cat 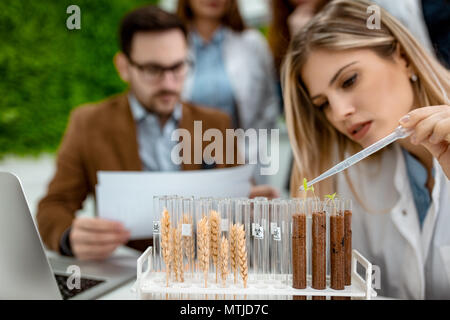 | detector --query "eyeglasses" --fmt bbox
[128,57,192,83]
